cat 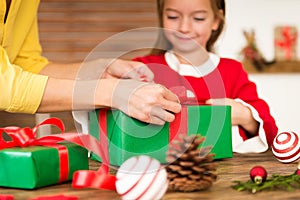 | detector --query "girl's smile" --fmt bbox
[162,0,220,54]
